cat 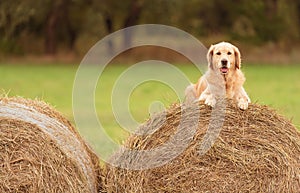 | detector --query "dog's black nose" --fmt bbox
[221,59,228,66]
